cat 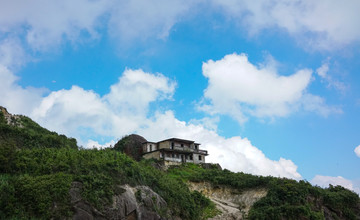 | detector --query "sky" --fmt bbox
[0,0,360,194]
